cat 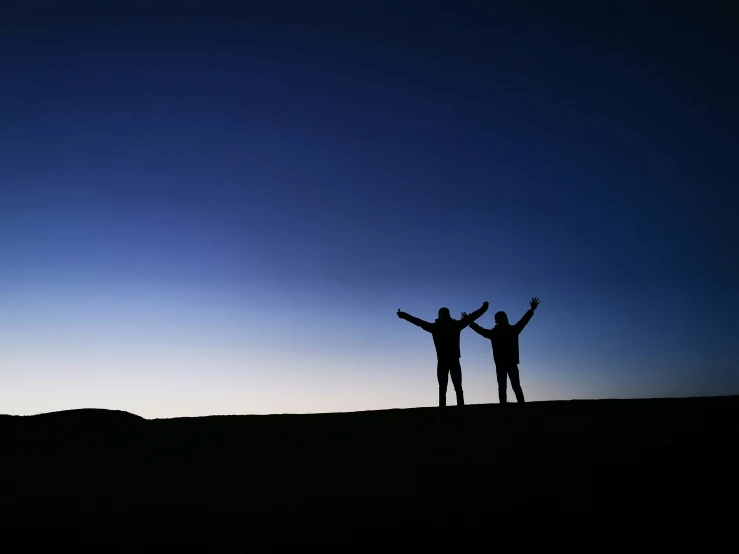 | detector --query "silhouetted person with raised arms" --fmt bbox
[462,297,540,405]
[397,301,489,423]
